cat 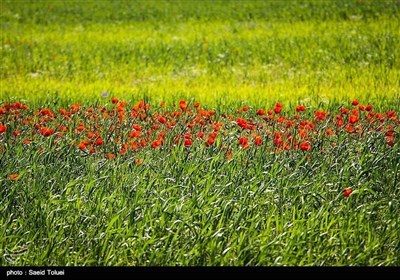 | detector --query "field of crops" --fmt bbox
[1,0,399,266]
